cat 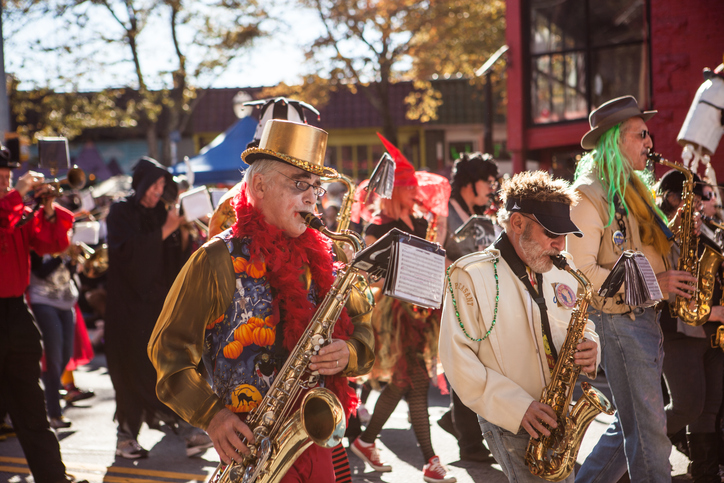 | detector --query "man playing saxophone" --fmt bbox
[439,171,600,483]
[568,96,697,483]
[657,170,724,482]
[148,119,374,482]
